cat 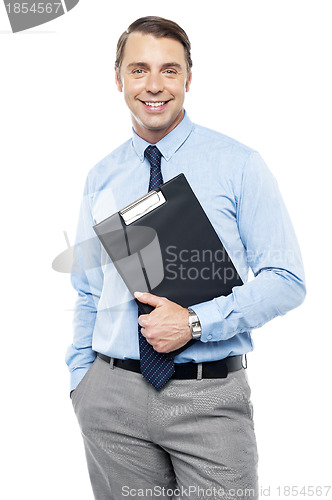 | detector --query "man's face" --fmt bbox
[115,32,192,143]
